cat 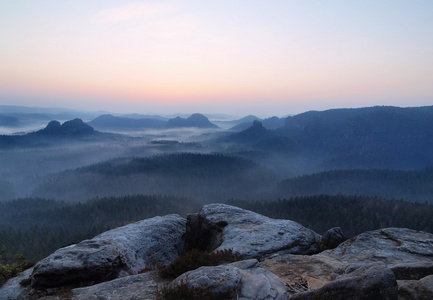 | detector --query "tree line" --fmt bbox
[227,194,433,237]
